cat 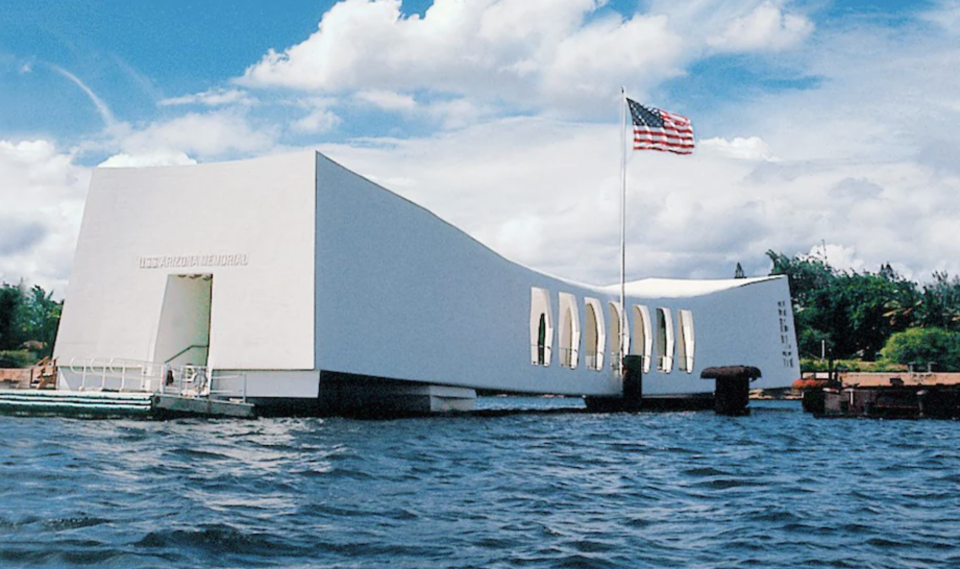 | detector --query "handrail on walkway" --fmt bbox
[66,357,245,401]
